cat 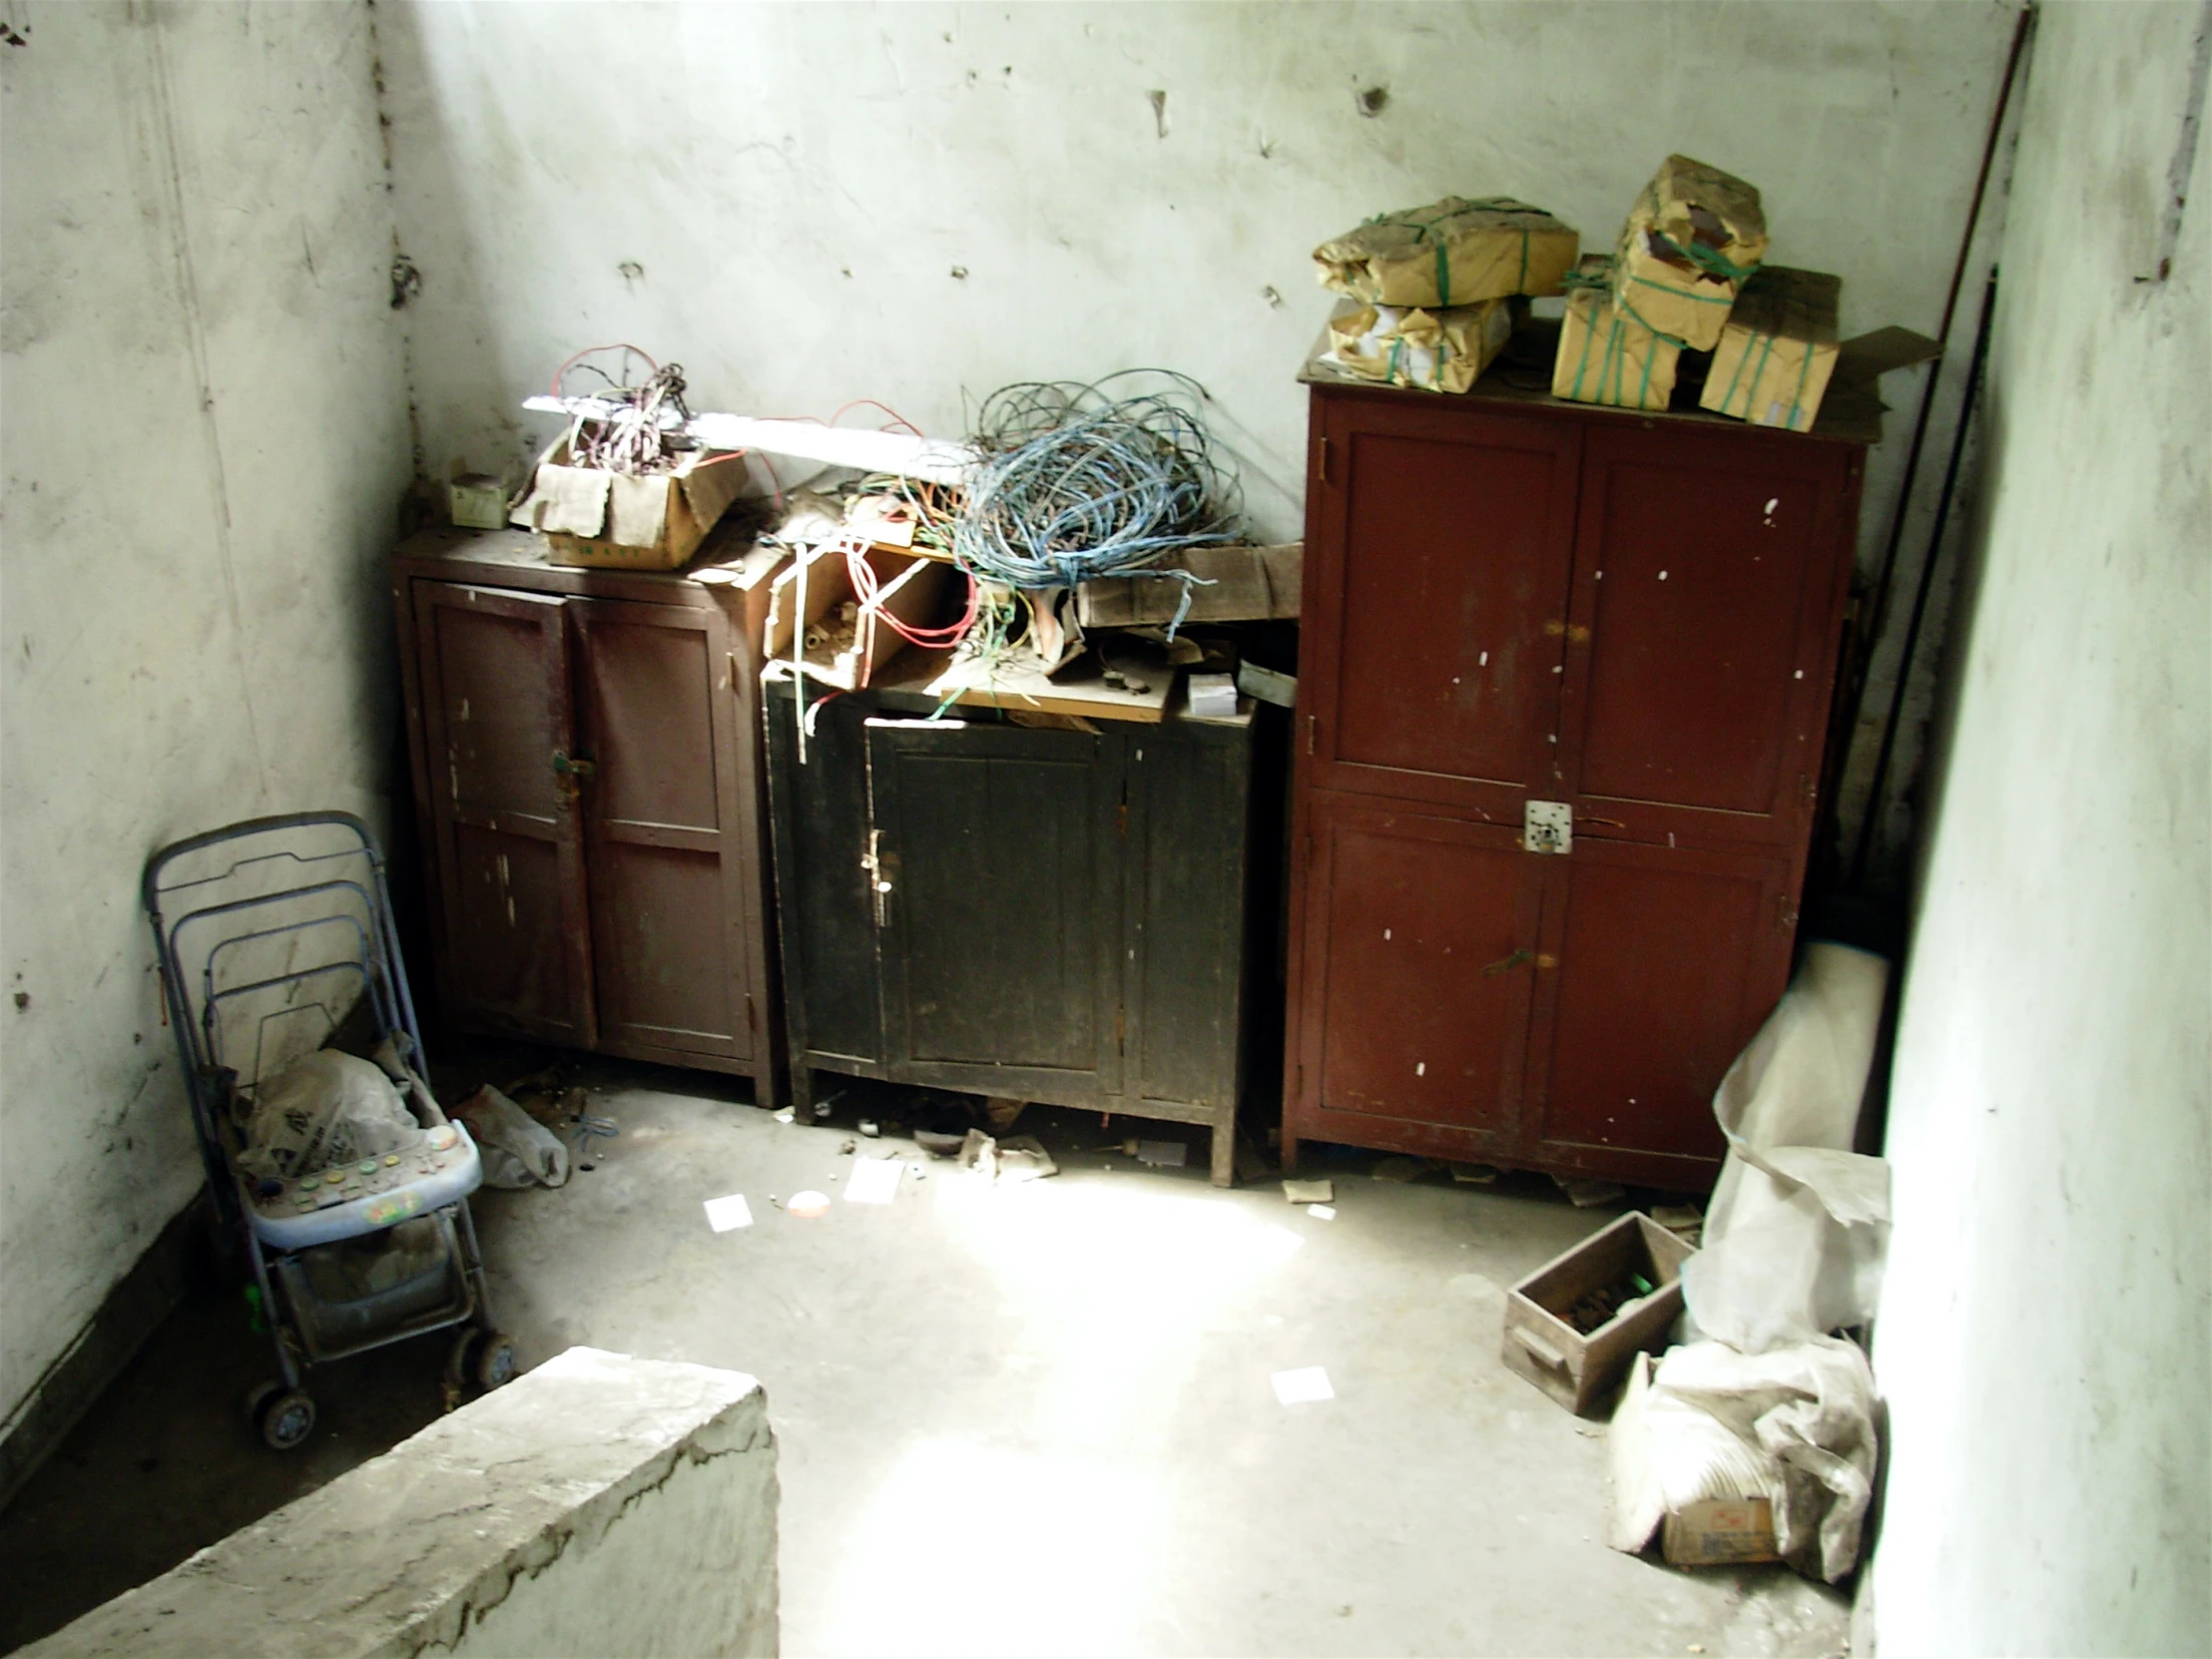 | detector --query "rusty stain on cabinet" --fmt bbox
[394,526,783,1105]
[1284,379,1862,1190]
